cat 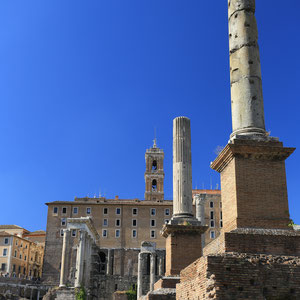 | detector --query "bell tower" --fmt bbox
[144,138,164,201]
